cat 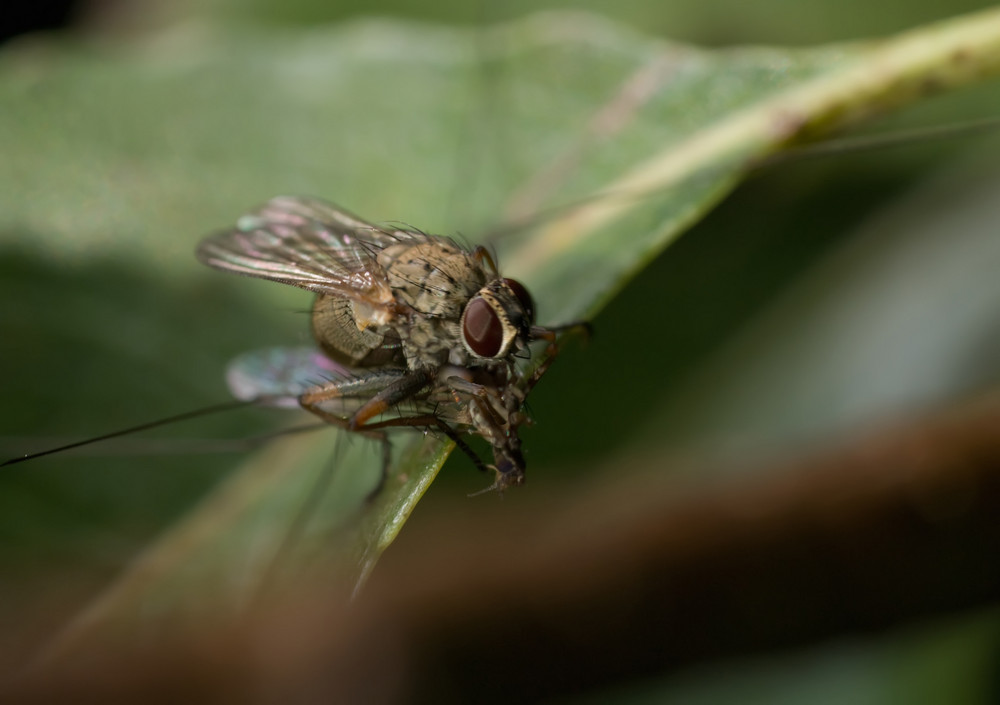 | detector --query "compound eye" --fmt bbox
[503,278,535,324]
[462,297,505,358]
